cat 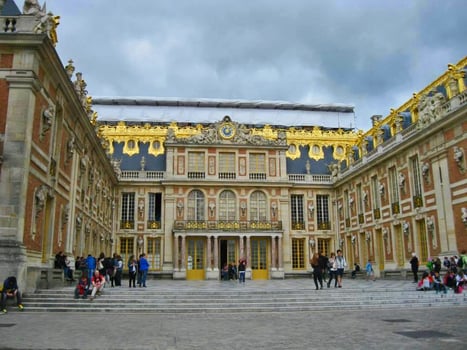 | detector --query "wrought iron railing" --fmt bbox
[173,220,283,231]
